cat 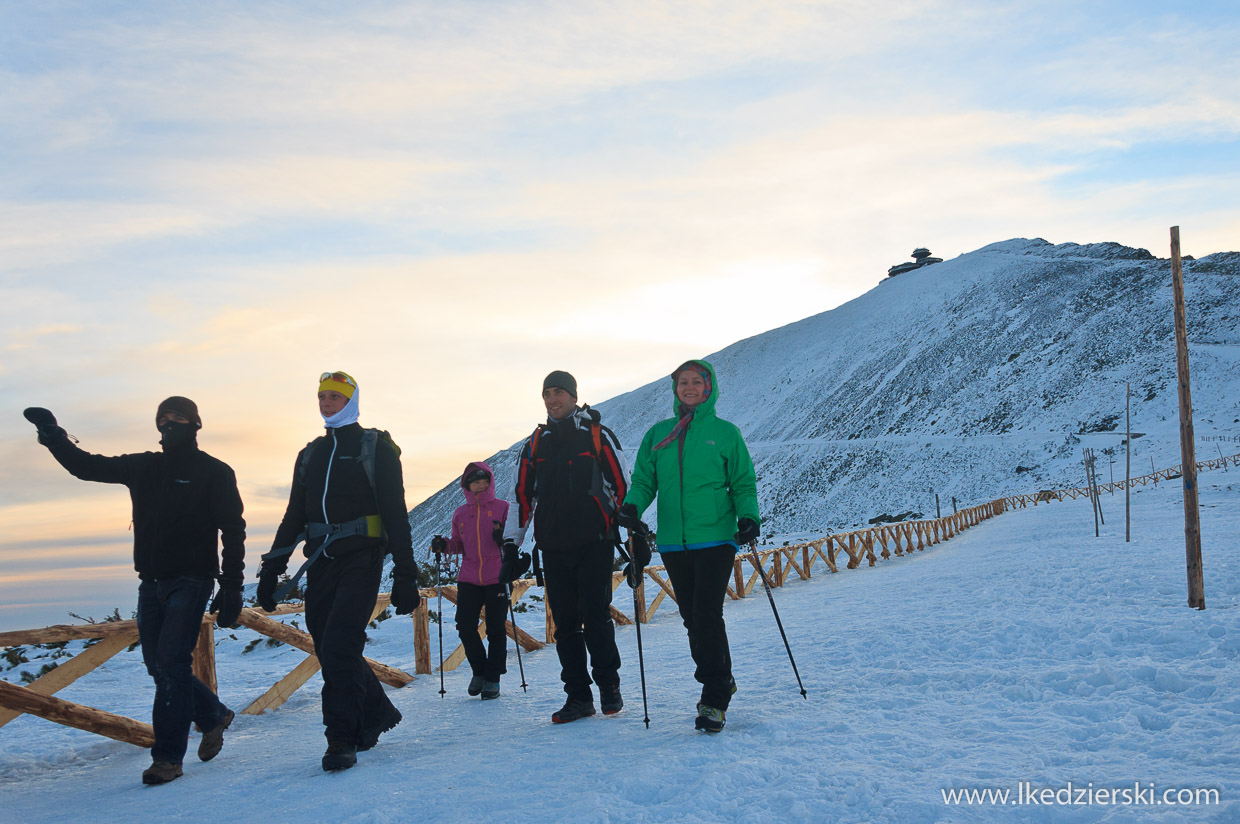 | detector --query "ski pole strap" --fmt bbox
[268,515,381,602]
